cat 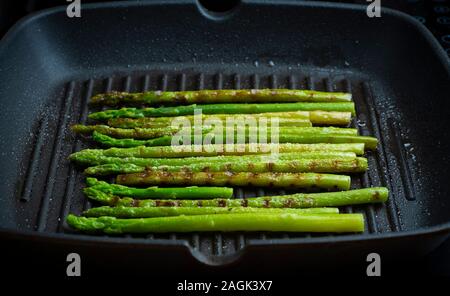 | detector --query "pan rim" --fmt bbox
[1,221,449,247]
[1,0,449,73]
